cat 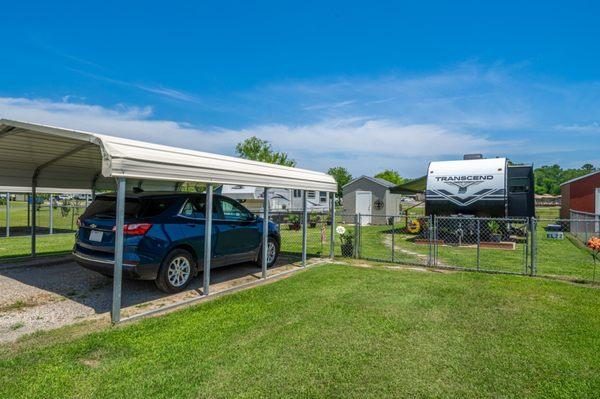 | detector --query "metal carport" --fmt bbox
[0,119,337,323]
